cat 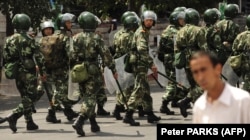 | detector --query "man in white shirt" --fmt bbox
[189,50,250,123]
